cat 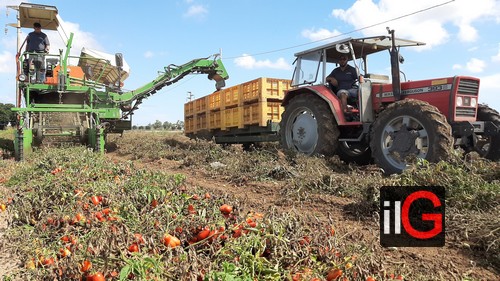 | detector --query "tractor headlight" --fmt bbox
[471,97,477,107]
[456,96,463,107]
[18,74,27,82]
